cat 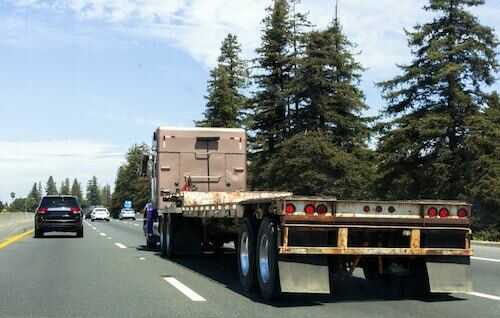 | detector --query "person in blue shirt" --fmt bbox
[143,202,158,248]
